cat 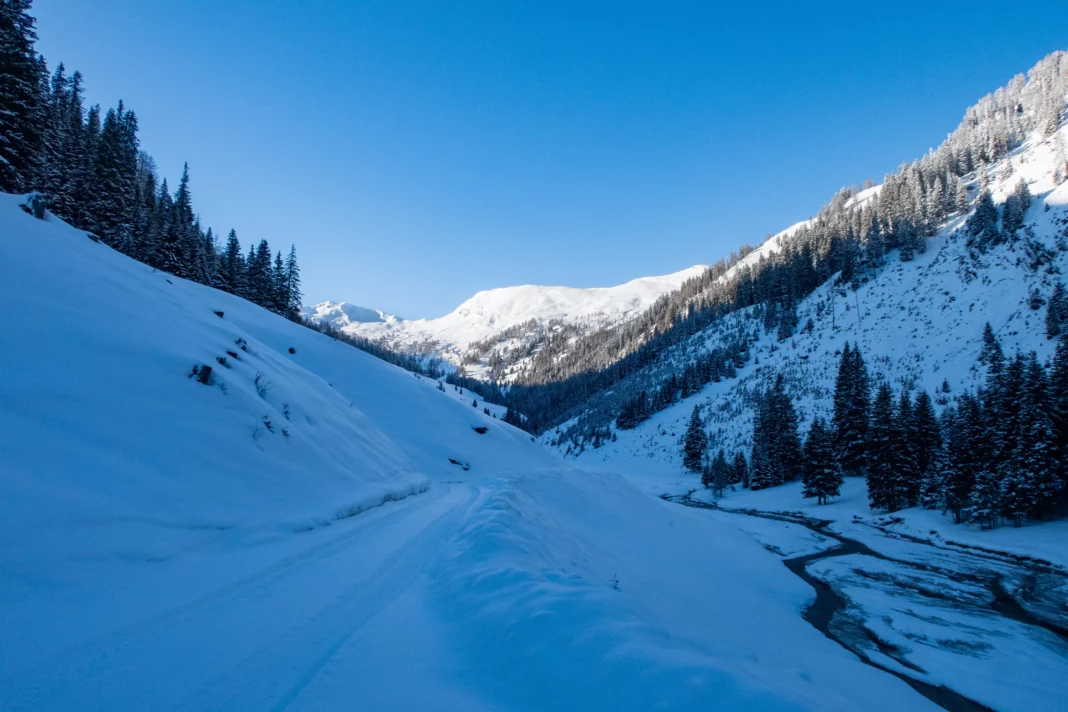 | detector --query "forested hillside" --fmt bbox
[539,51,1068,531]
[508,52,1068,438]
[0,0,302,319]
